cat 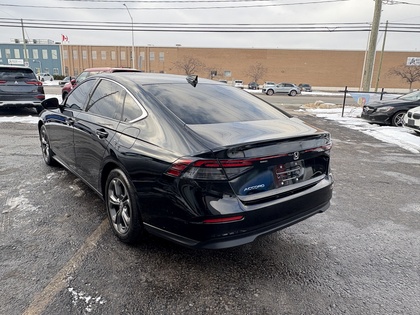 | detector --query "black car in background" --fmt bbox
[0,65,45,113]
[248,81,259,90]
[298,83,312,92]
[39,73,333,249]
[361,90,420,127]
